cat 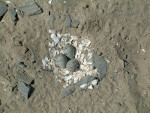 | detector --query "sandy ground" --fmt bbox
[0,0,150,113]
